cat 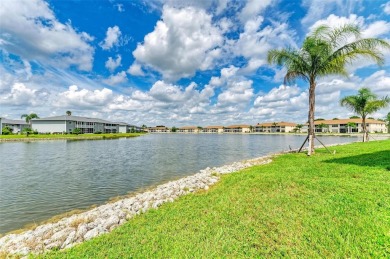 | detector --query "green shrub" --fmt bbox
[1,126,12,135]
[72,128,82,135]
[22,127,33,135]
